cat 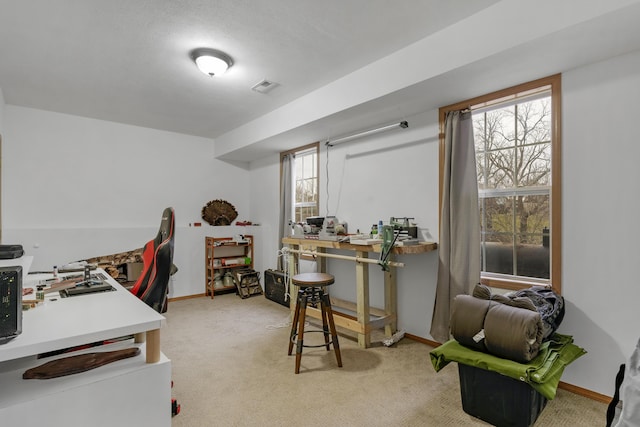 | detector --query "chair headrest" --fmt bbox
[156,207,175,245]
